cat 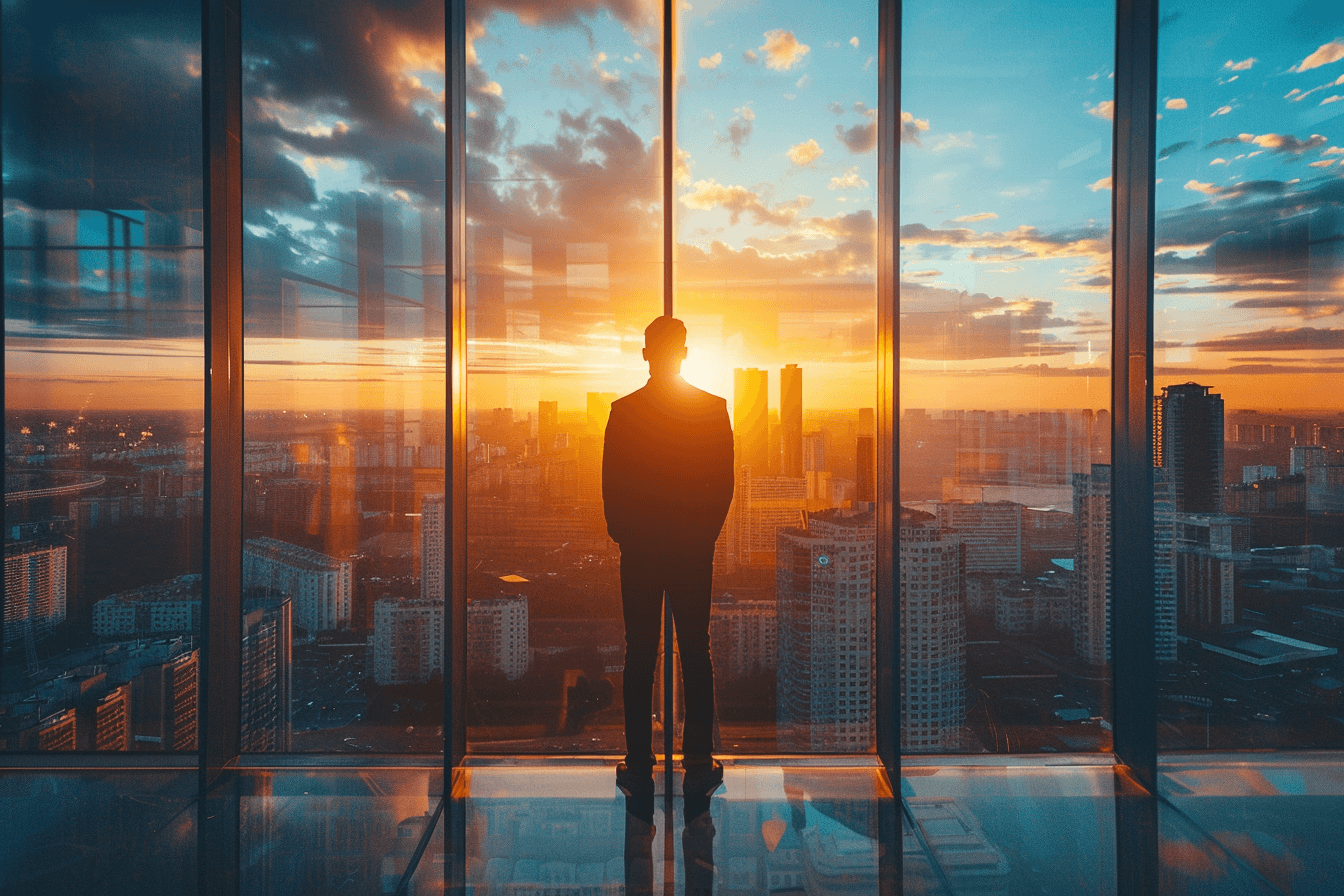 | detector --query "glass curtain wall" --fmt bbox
[675,2,880,753]
[239,0,447,752]
[3,2,205,753]
[1153,2,1344,752]
[463,2,663,752]
[900,0,1115,753]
